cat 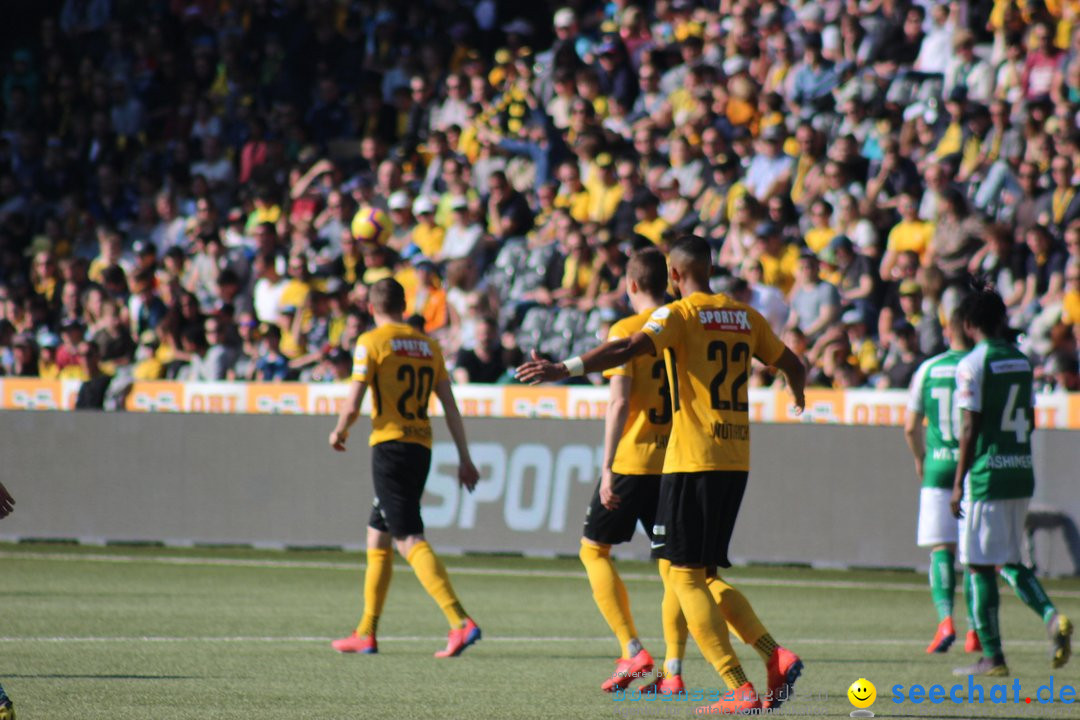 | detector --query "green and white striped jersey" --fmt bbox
[955,339,1036,501]
[907,349,967,489]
